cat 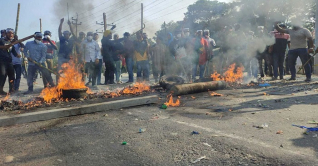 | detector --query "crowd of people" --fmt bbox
[0,18,315,95]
